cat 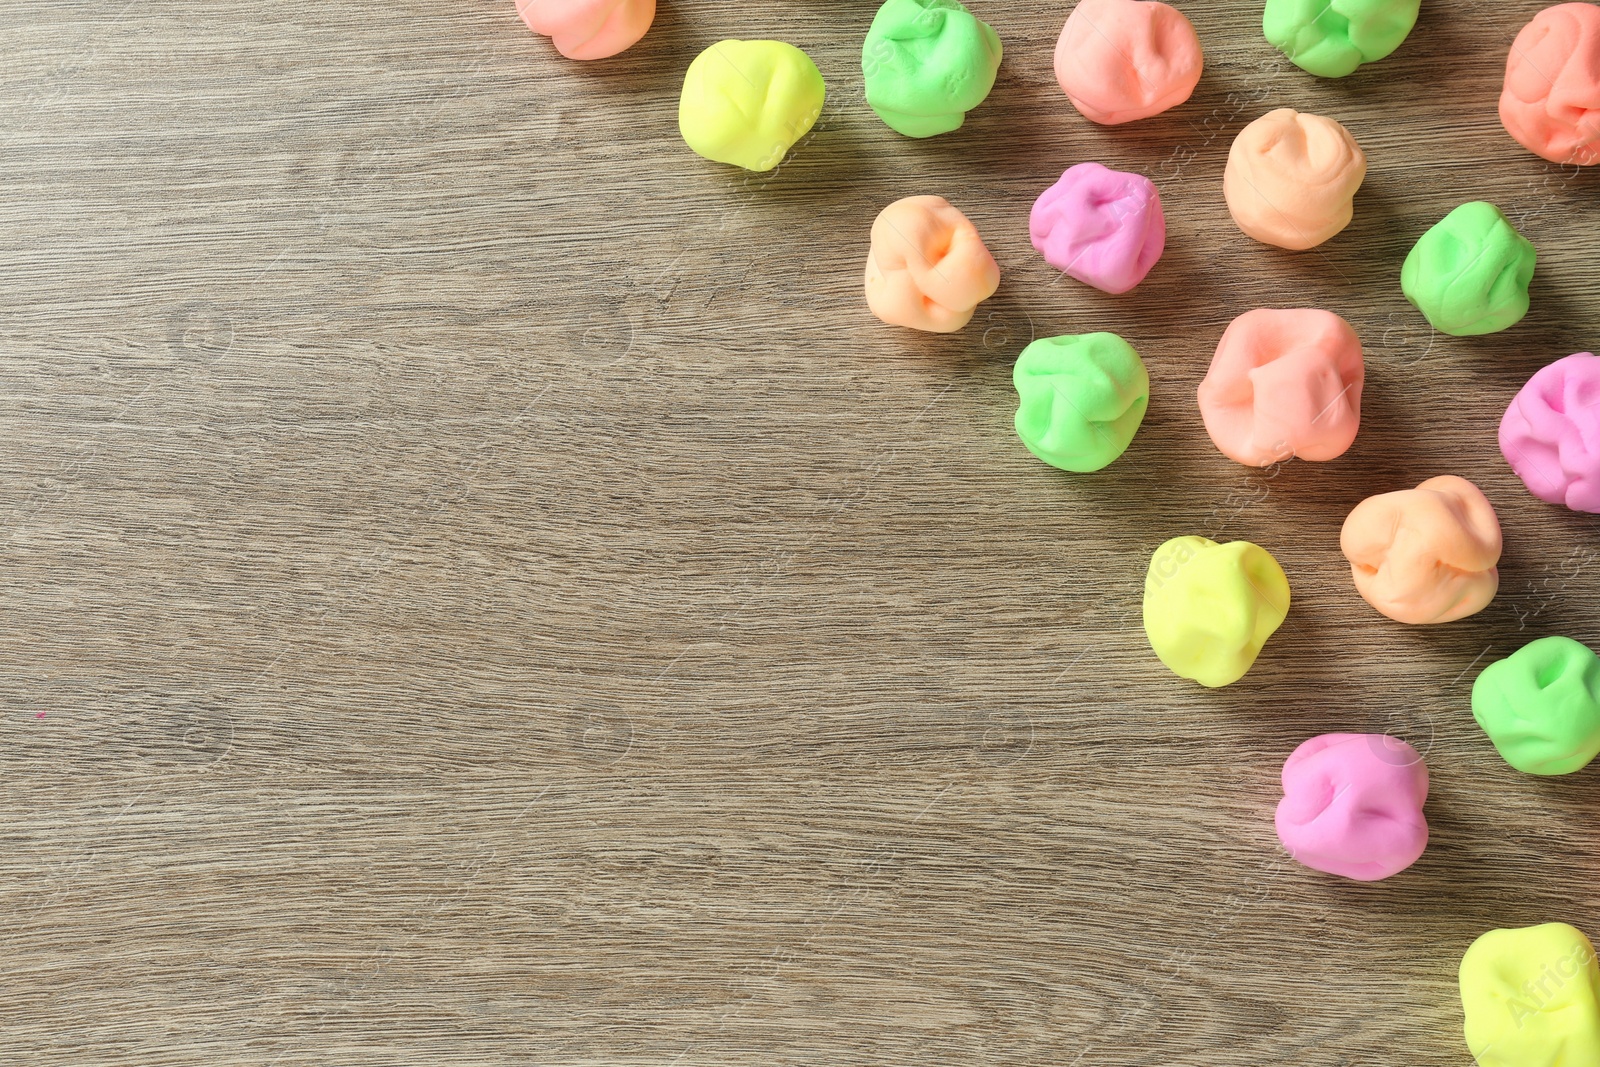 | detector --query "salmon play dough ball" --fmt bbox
[1143,536,1290,688]
[1263,0,1420,78]
[1012,333,1149,472]
[517,0,655,60]
[1501,3,1600,165]
[1340,475,1501,625]
[1473,636,1600,776]
[1054,0,1203,125]
[1029,163,1165,294]
[1275,733,1428,881]
[1197,308,1363,466]
[1224,109,1366,250]
[864,196,1000,333]
[678,41,826,172]
[1500,353,1600,511]
[1460,923,1600,1067]
[862,0,1002,138]
[1402,202,1536,336]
